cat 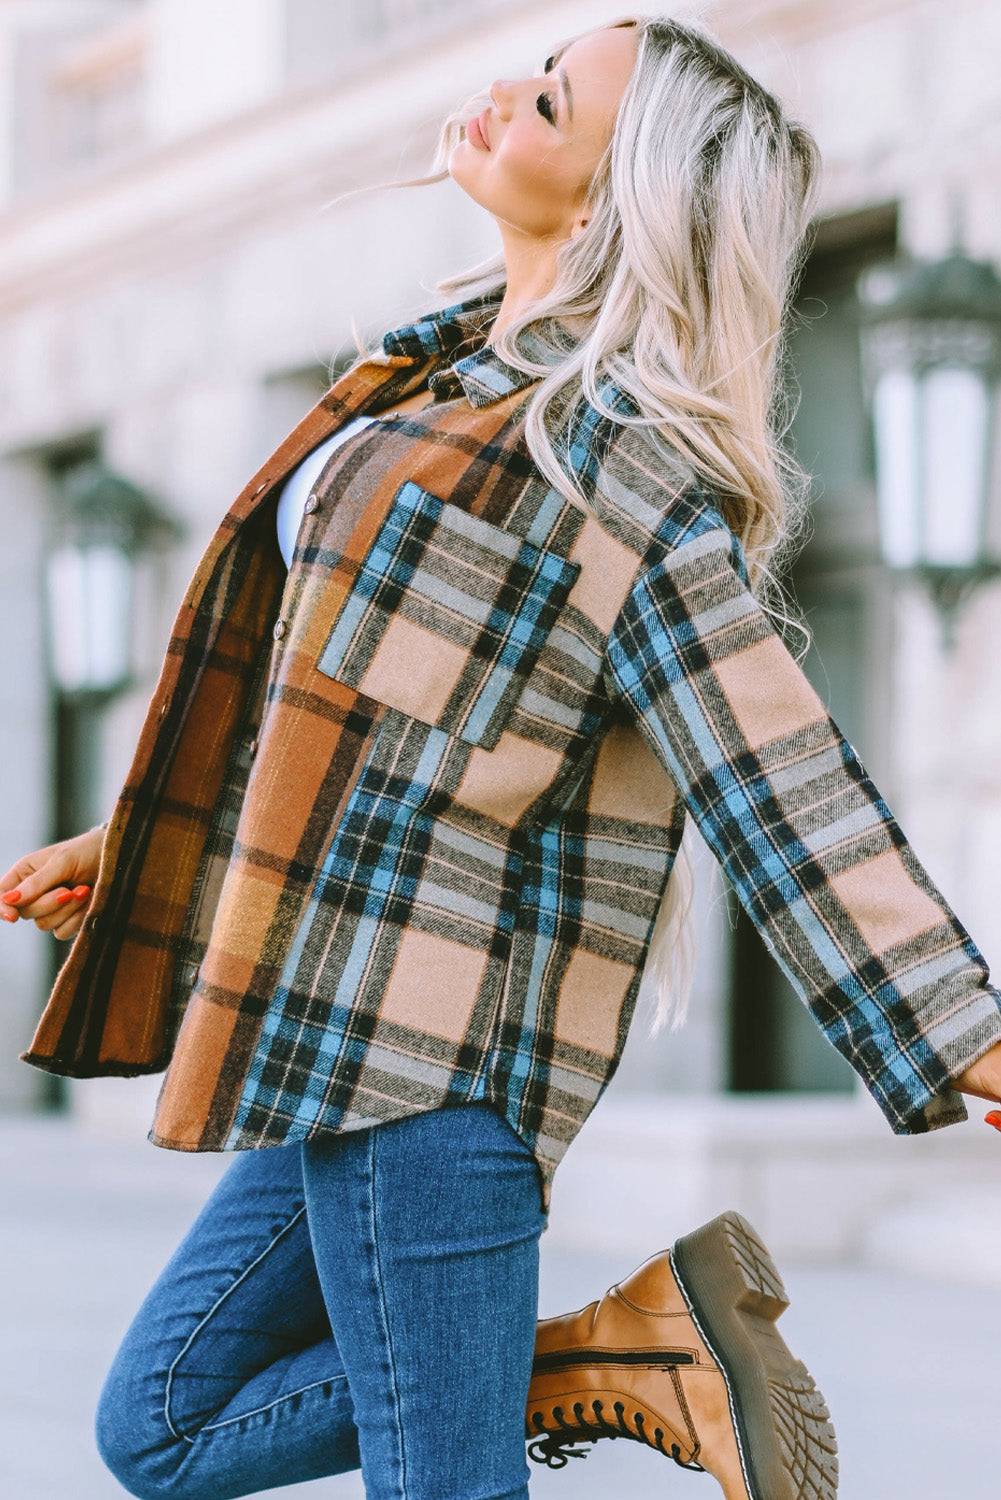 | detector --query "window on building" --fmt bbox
[283,0,508,88]
[47,13,147,173]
